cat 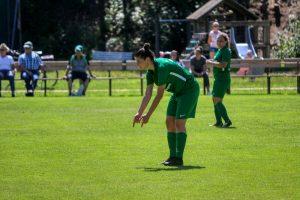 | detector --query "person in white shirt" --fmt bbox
[0,43,15,97]
[207,21,222,59]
